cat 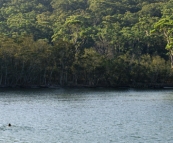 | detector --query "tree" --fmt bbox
[152,17,173,68]
[52,40,75,85]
